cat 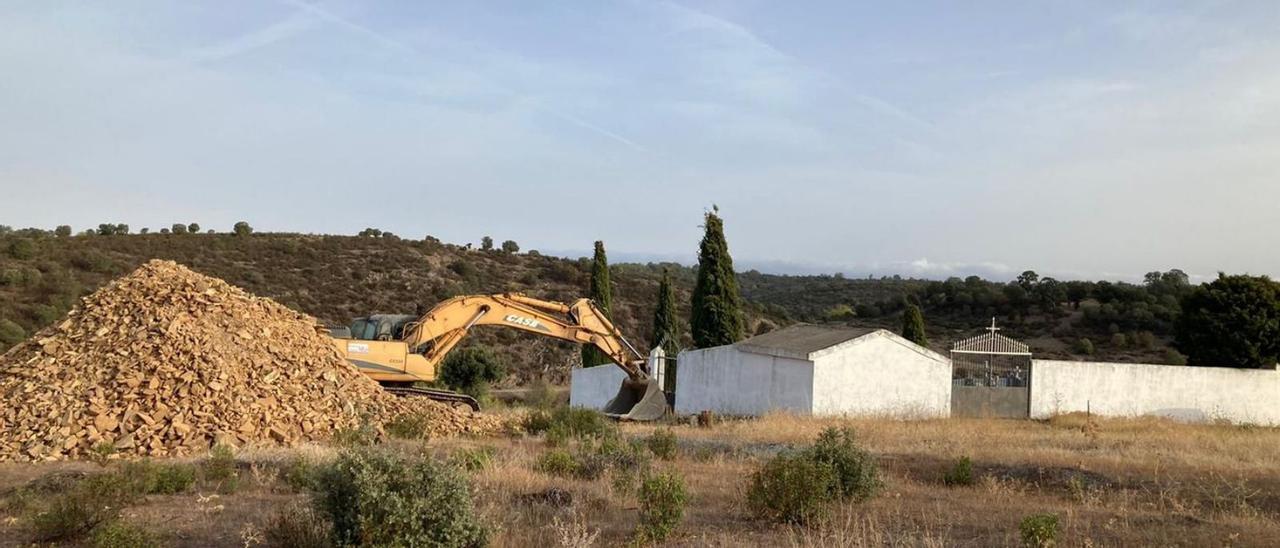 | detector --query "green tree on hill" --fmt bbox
[651,269,680,356]
[7,239,35,260]
[1176,273,1280,368]
[480,236,493,251]
[582,241,613,367]
[233,221,253,236]
[690,207,744,348]
[54,225,71,238]
[188,223,200,233]
[501,240,519,253]
[901,304,929,347]
[0,319,25,347]
[171,223,188,234]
